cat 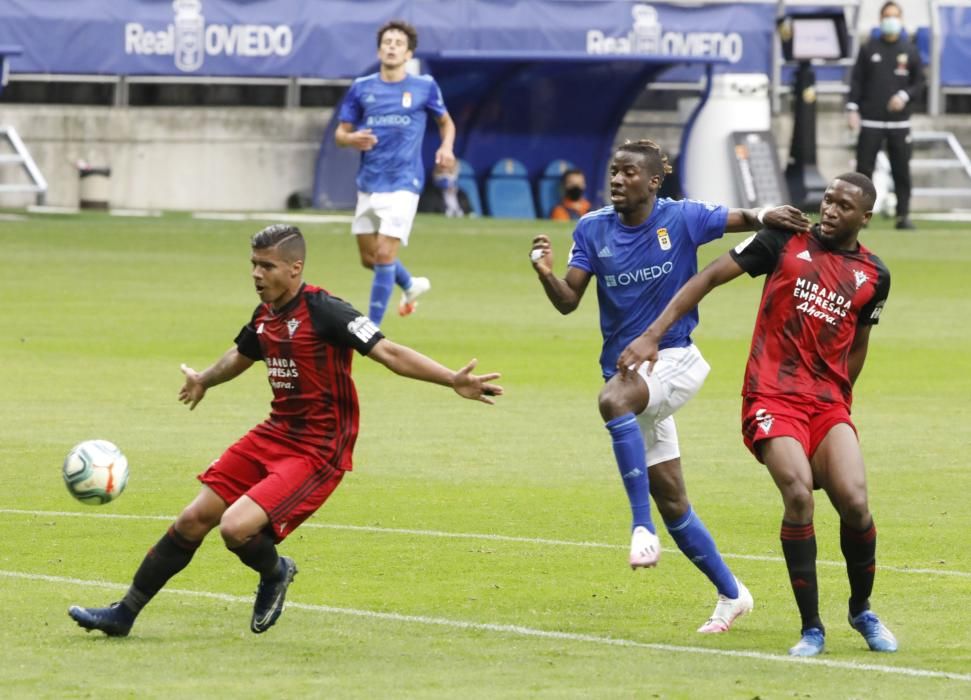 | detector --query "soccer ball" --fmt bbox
[62,439,129,505]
